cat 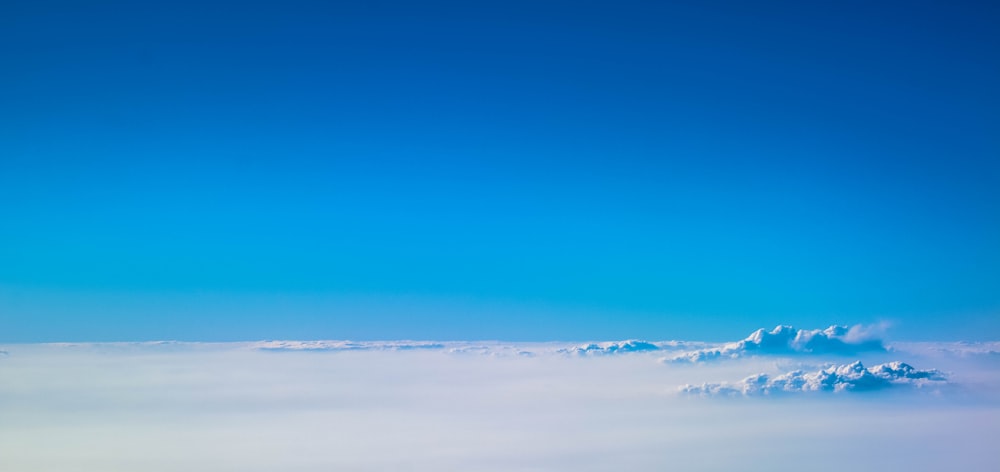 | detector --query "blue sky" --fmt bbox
[1,0,998,341]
